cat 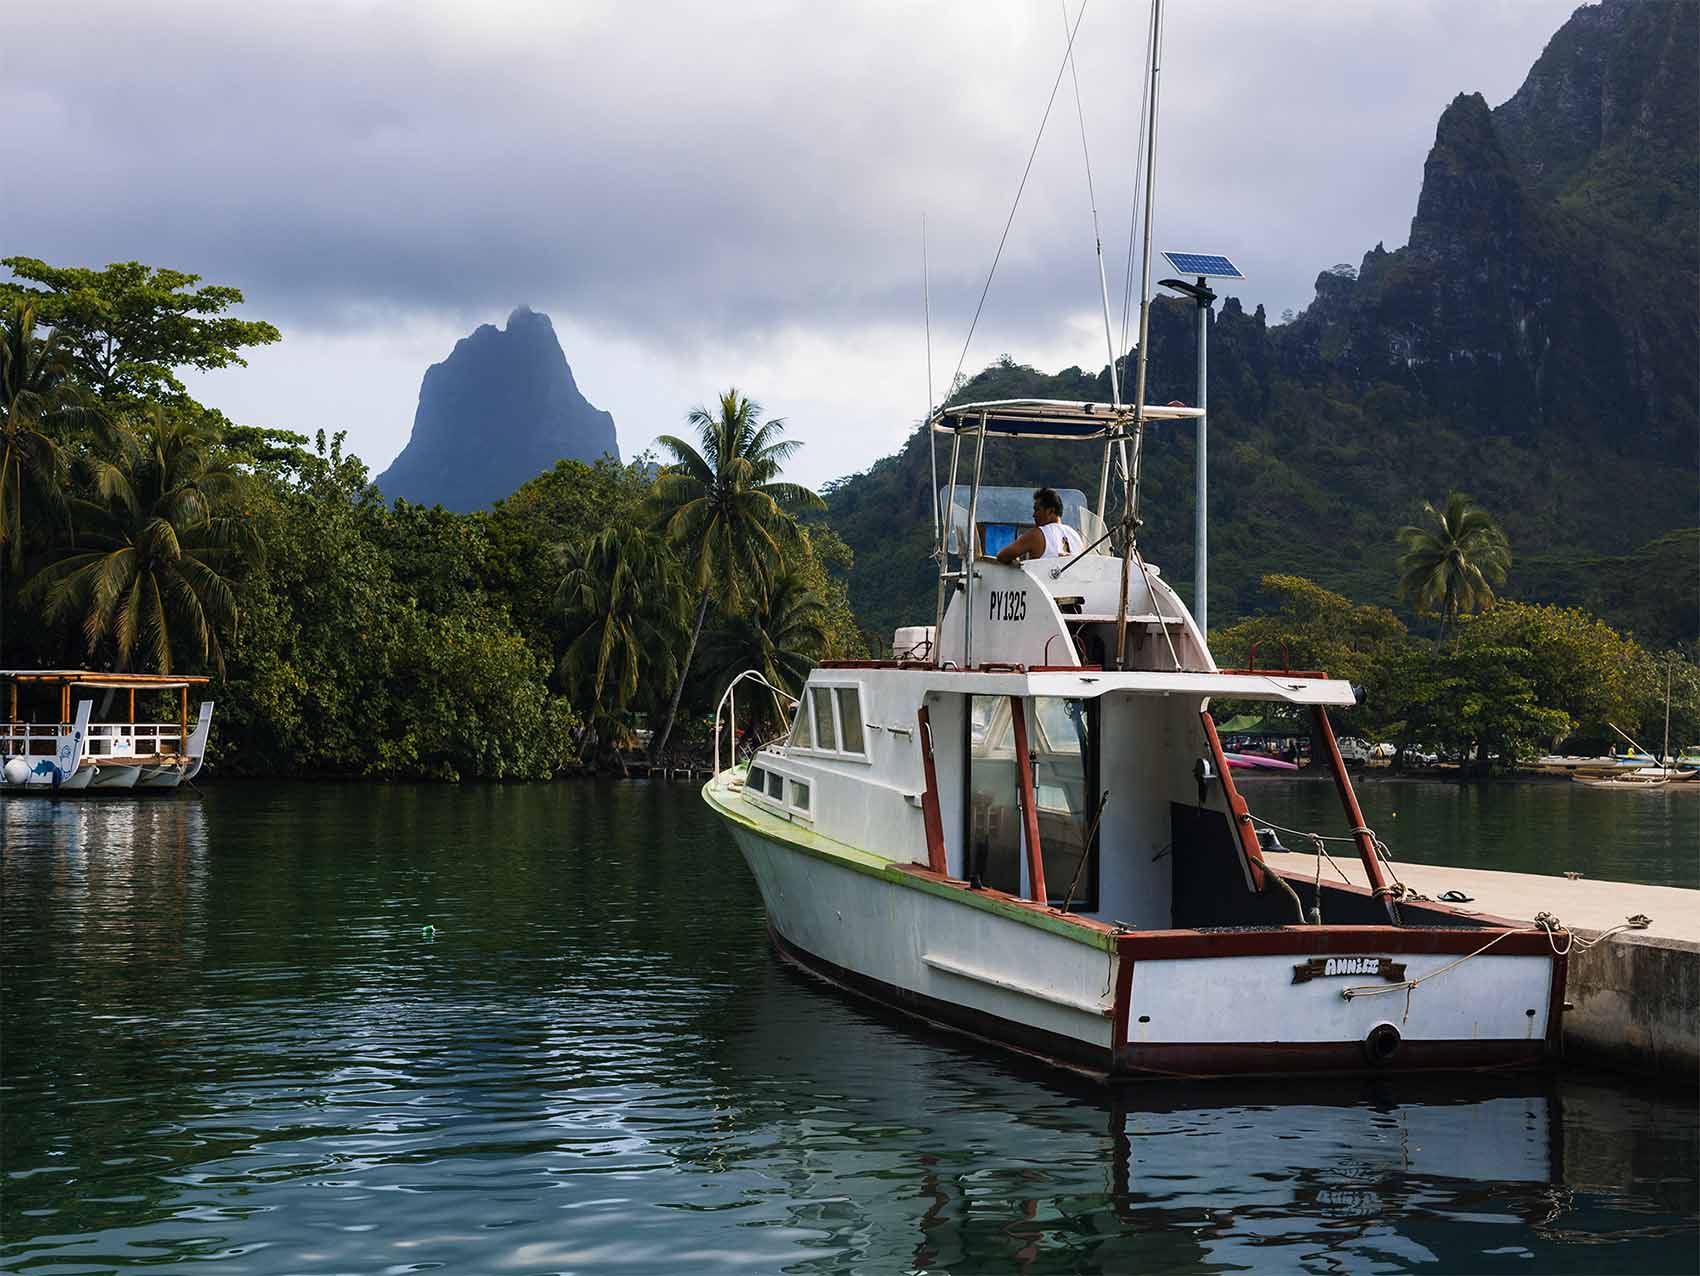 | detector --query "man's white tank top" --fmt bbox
[1040,522,1082,558]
